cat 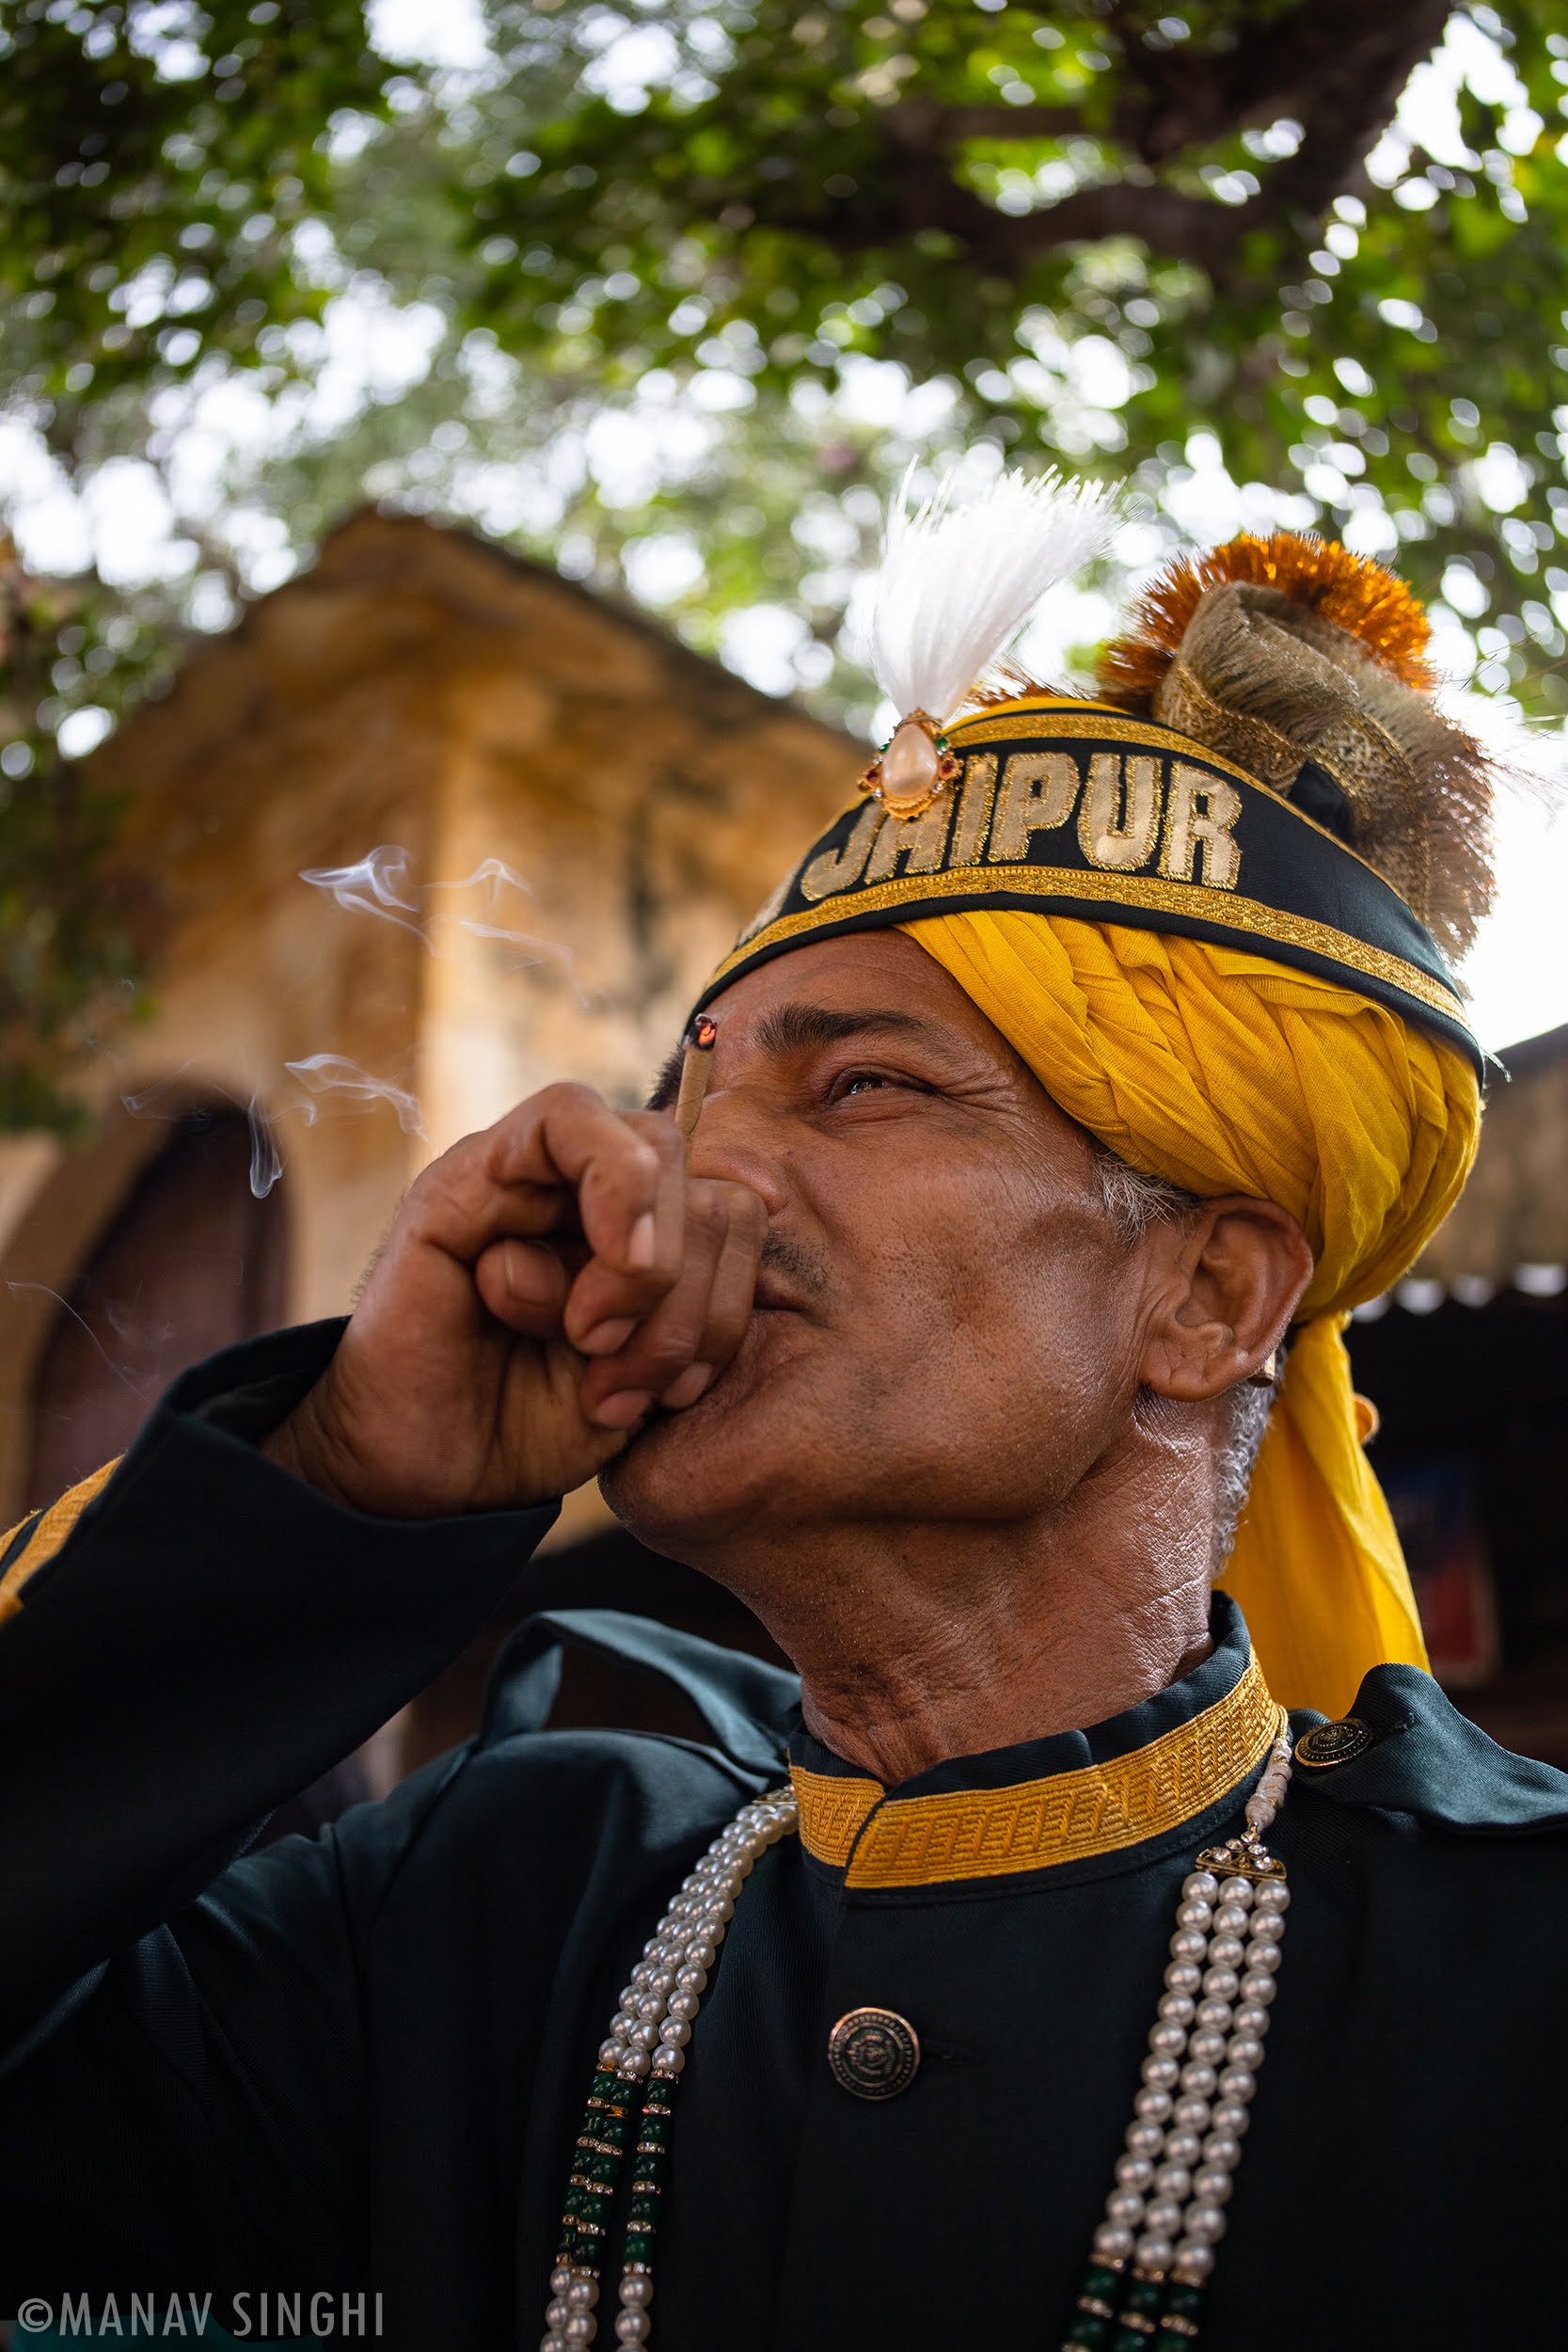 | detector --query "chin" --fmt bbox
[601,1329,837,1557]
